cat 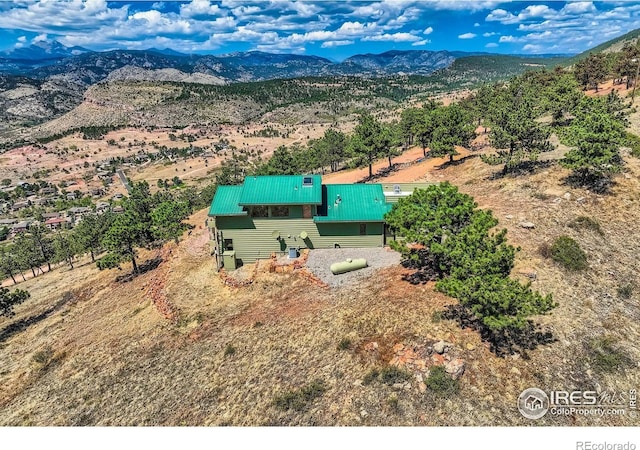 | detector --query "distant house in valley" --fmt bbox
[11,201,30,211]
[40,187,57,195]
[96,202,110,214]
[44,217,69,231]
[10,220,32,237]
[67,206,92,224]
[112,205,124,214]
[208,175,432,268]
